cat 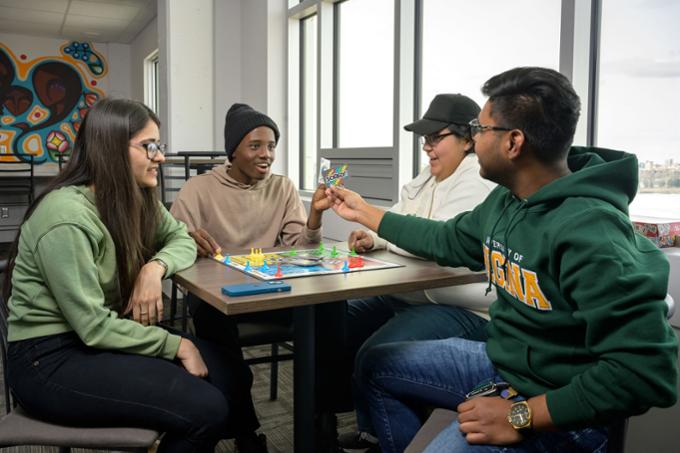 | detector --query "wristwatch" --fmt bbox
[507,400,532,431]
